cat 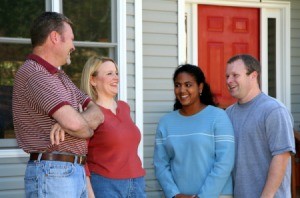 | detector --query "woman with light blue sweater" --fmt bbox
[154,64,235,198]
